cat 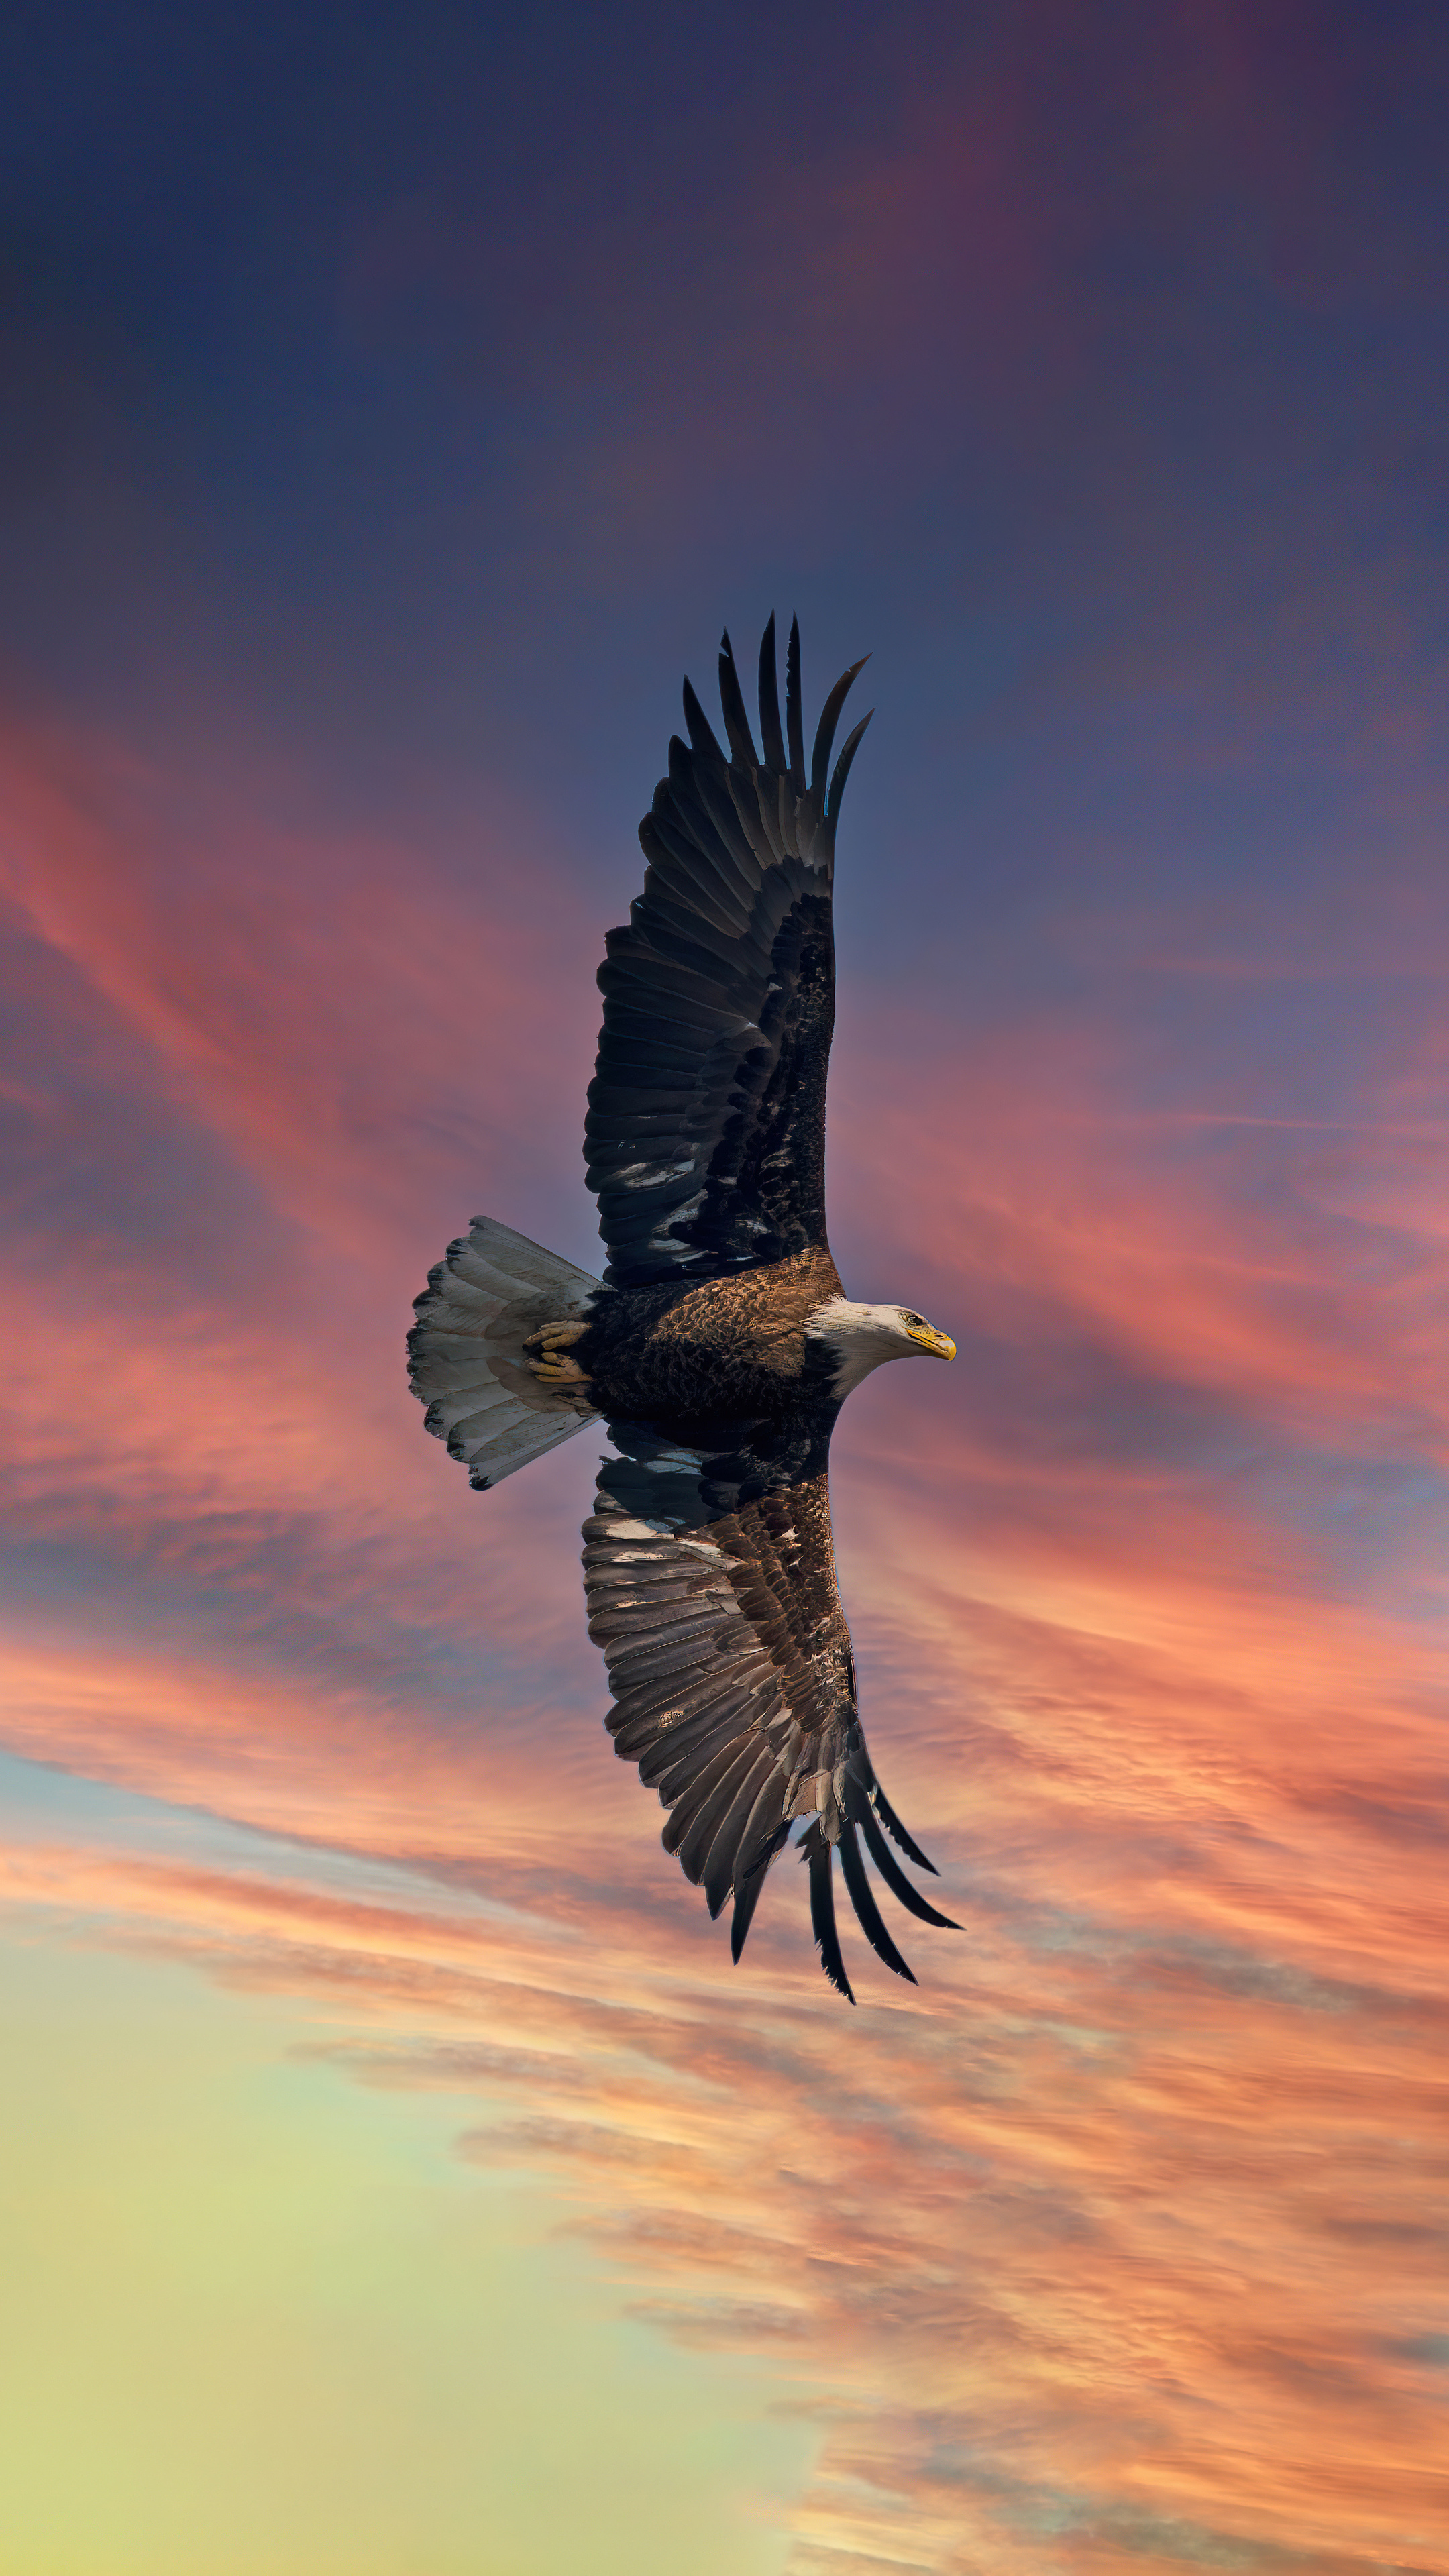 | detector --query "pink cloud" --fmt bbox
[4,695,1448,2569]
[7,1805,1446,2571]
